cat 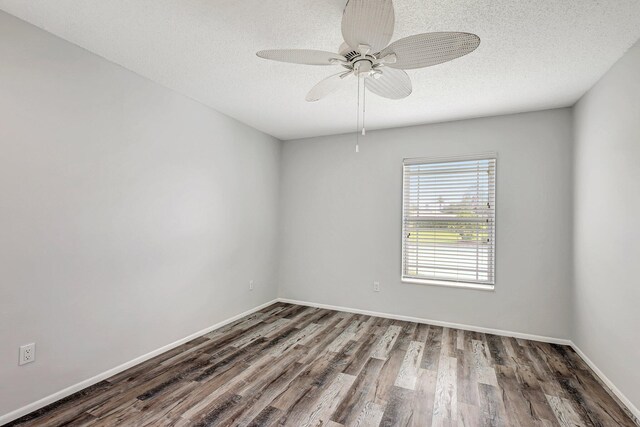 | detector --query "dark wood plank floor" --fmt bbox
[5,303,636,427]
